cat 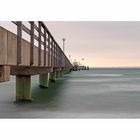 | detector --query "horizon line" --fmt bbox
[89,66,140,68]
